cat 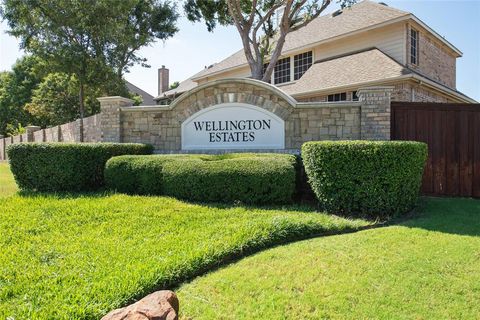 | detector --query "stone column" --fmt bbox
[25,126,41,142]
[97,96,133,143]
[3,136,12,160]
[0,135,4,161]
[357,86,394,140]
